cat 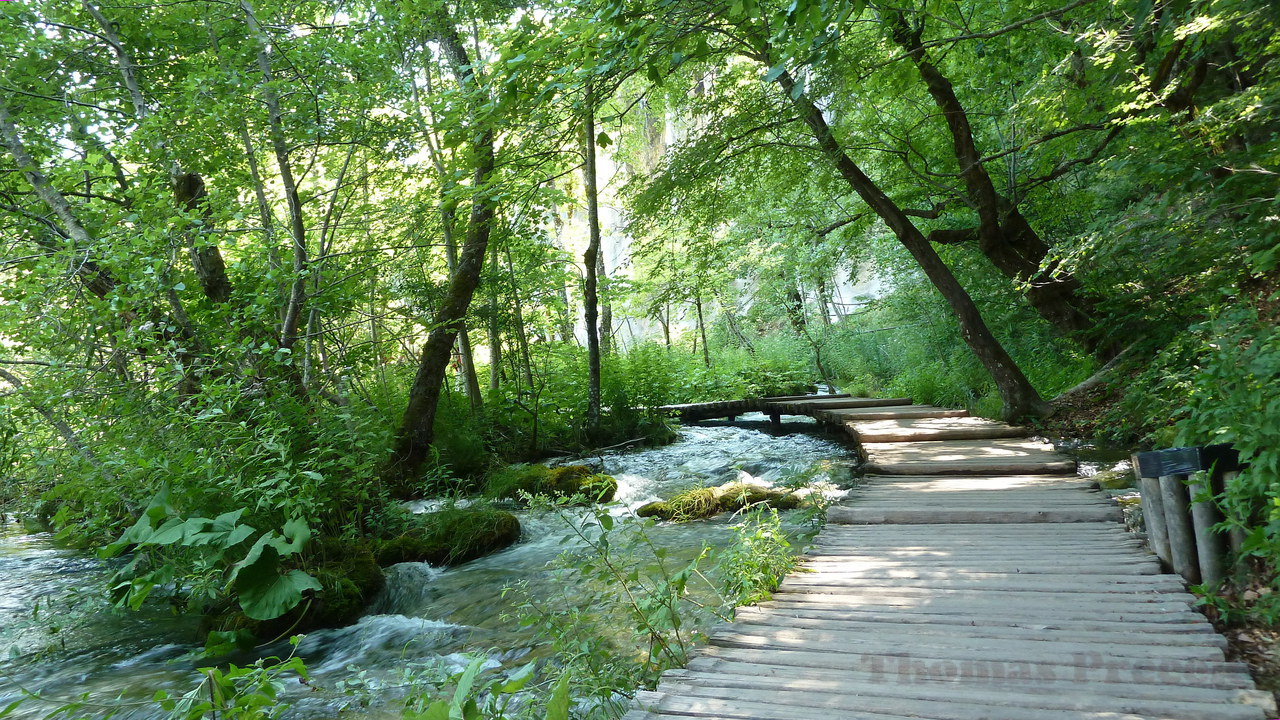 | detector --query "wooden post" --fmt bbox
[1134,459,1172,566]
[1221,470,1247,555]
[1188,471,1227,586]
[769,413,782,431]
[1160,473,1200,584]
